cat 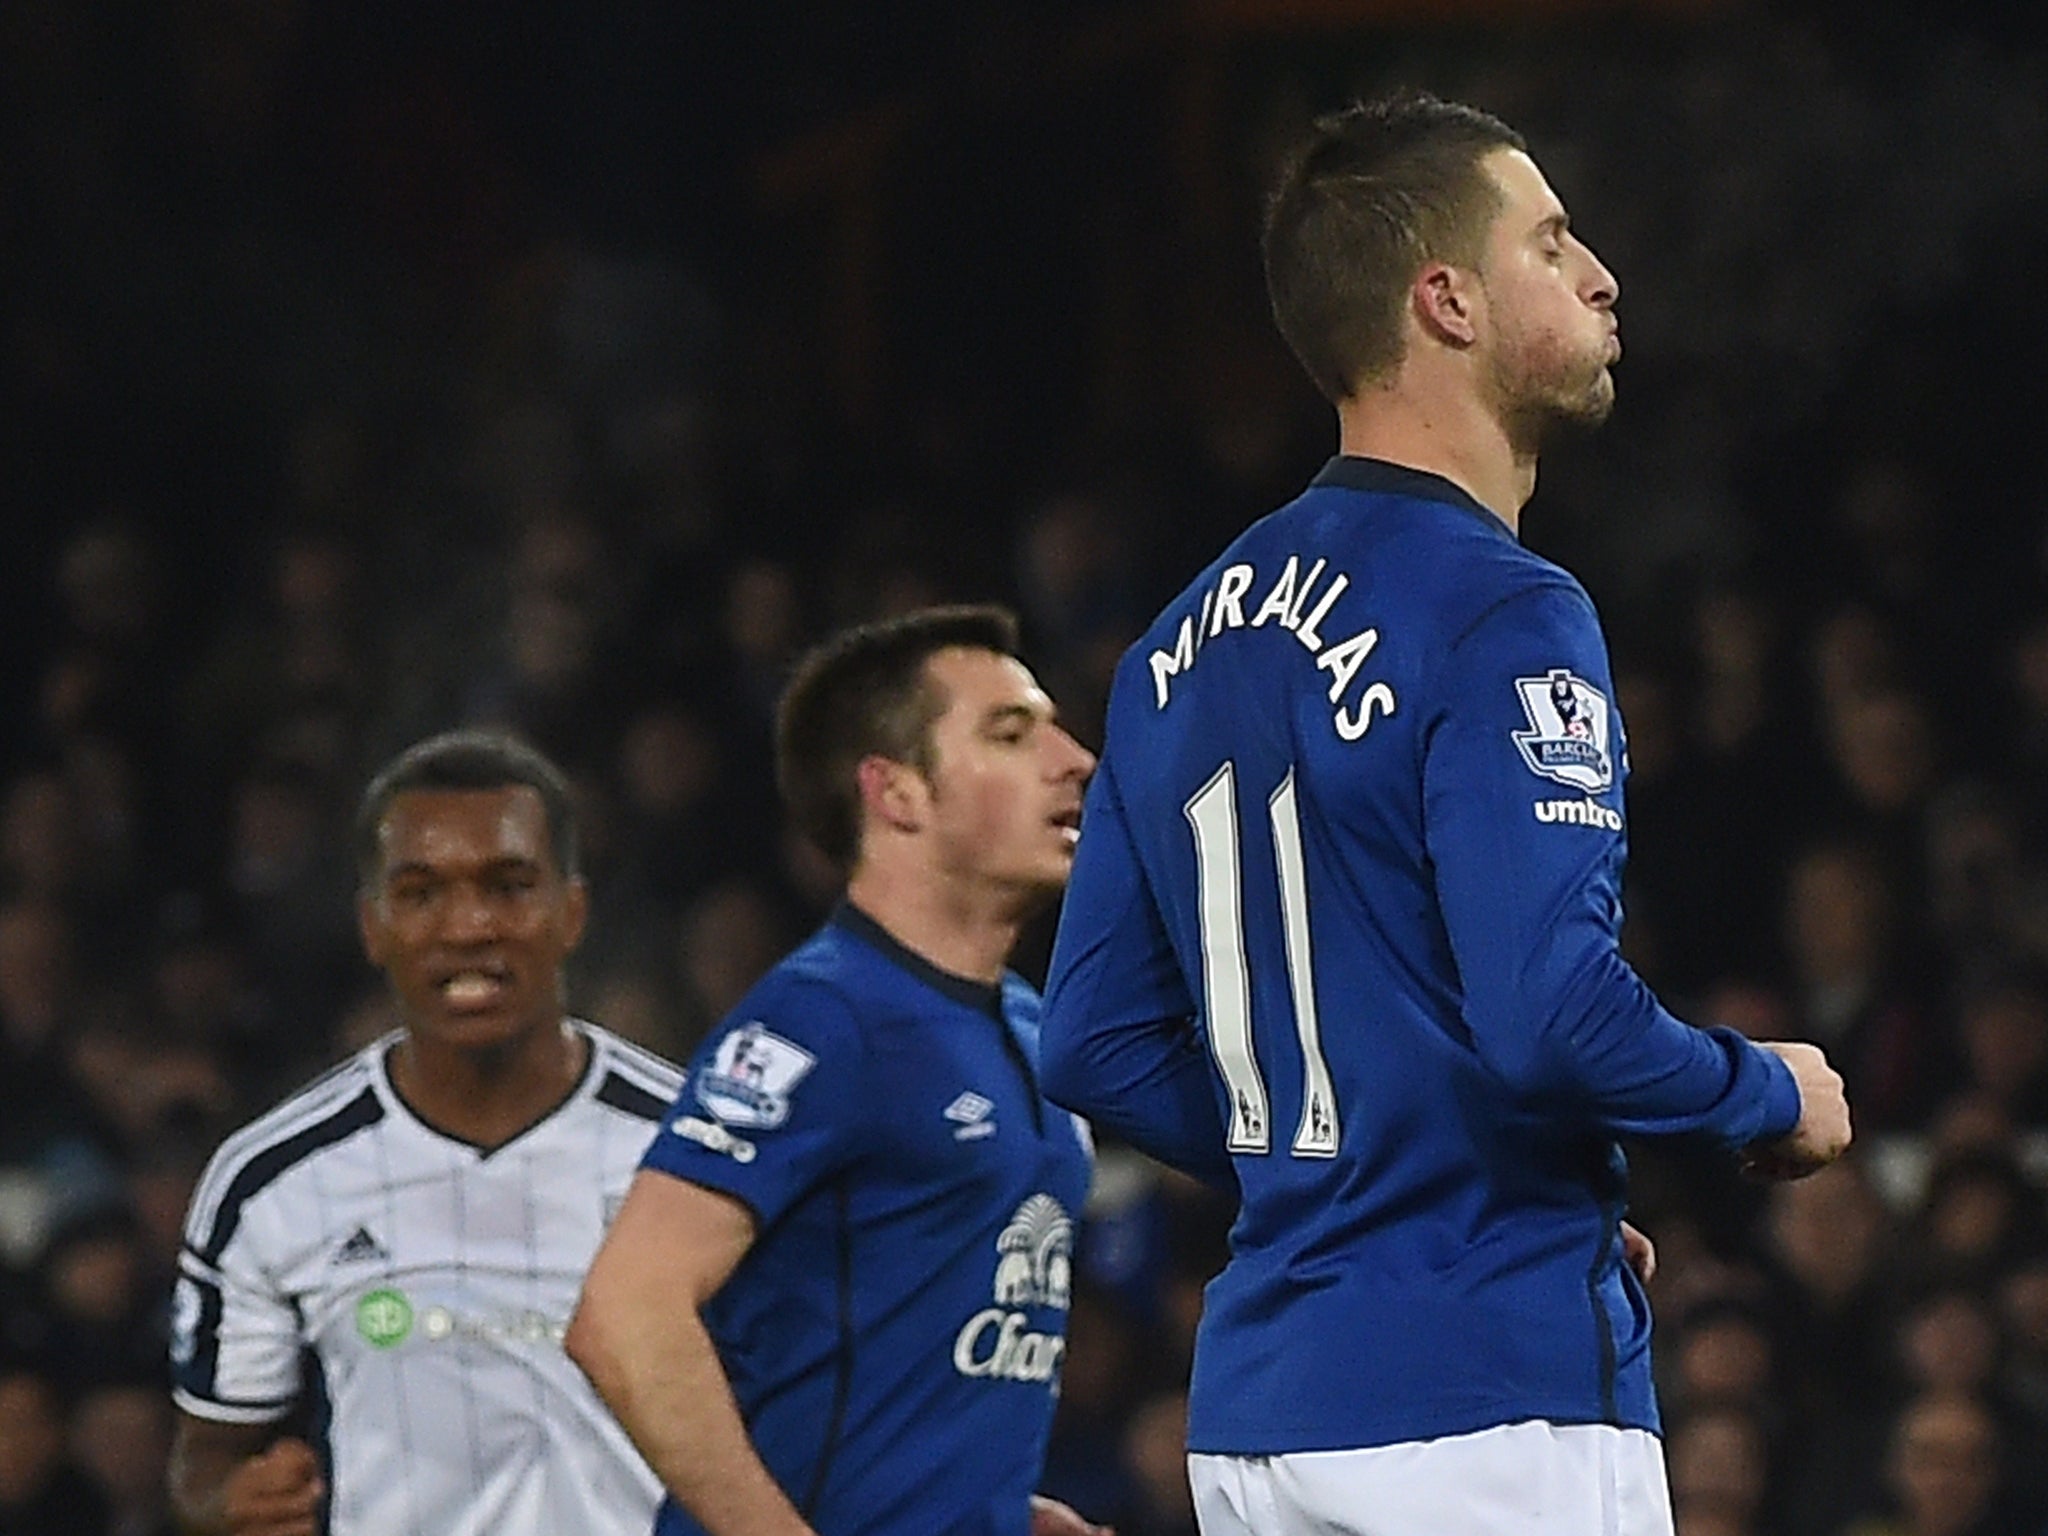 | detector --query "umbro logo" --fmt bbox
[333,1226,389,1265]
[945,1092,997,1141]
